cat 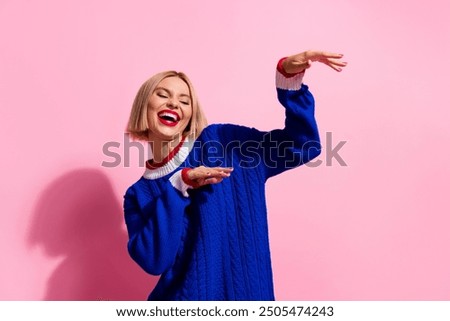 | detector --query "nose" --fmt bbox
[167,98,179,109]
